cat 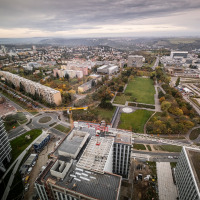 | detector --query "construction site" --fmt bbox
[34,122,132,200]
